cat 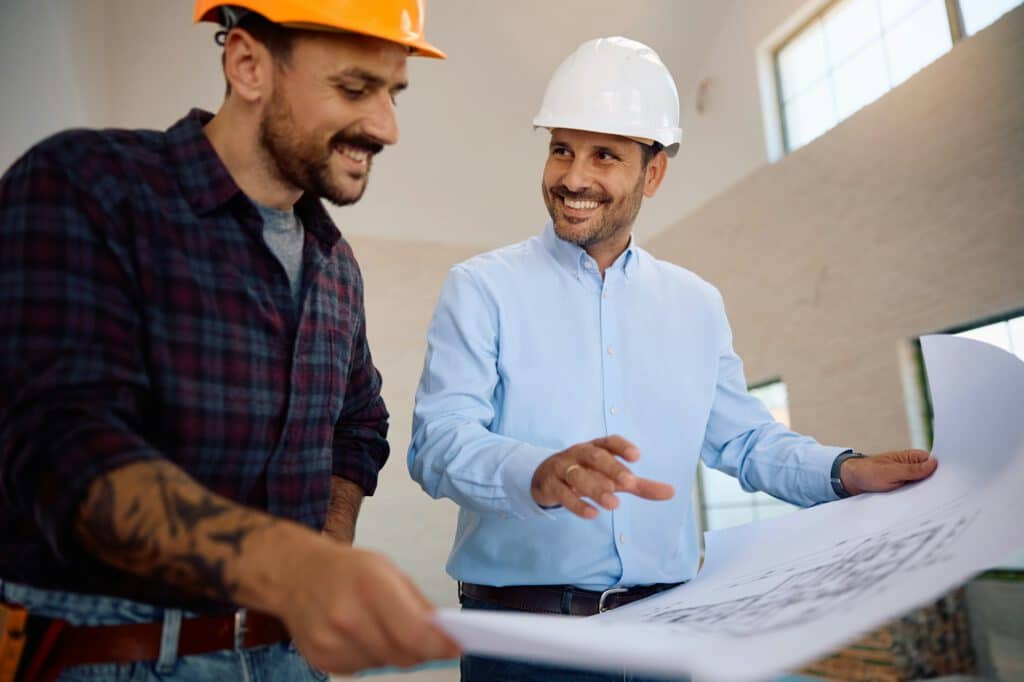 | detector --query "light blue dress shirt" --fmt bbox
[409,223,845,590]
